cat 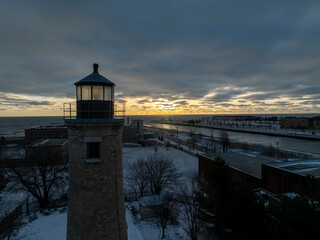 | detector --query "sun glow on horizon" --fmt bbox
[1,91,319,117]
